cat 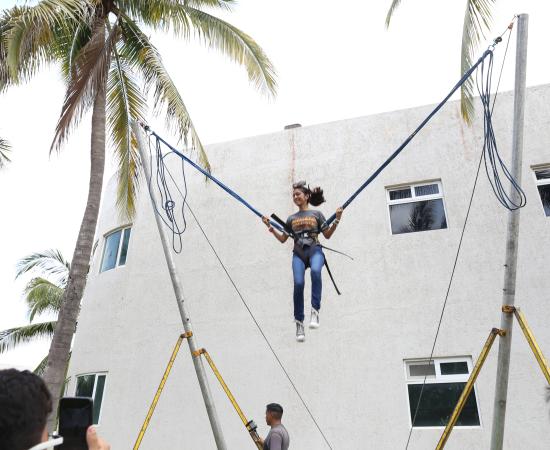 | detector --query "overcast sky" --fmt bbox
[1,1,549,369]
